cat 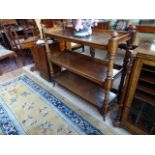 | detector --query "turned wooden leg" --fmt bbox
[30,47,39,72]
[99,106,107,121]
[117,50,130,101]
[99,84,111,121]
[82,45,85,52]
[53,81,56,87]
[90,47,95,58]
[14,53,19,66]
[21,51,26,66]
[0,64,3,76]
[101,104,109,121]
[115,51,136,125]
